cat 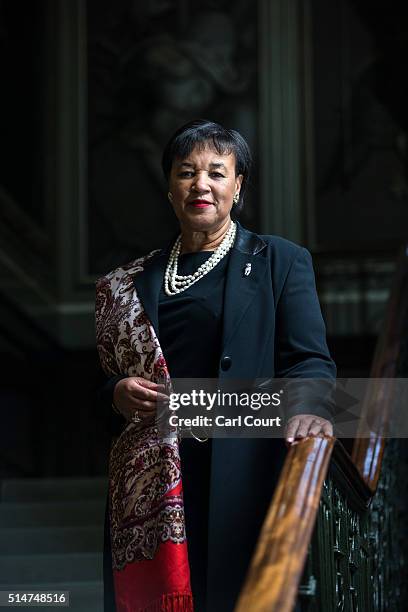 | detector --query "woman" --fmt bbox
[96,119,336,612]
